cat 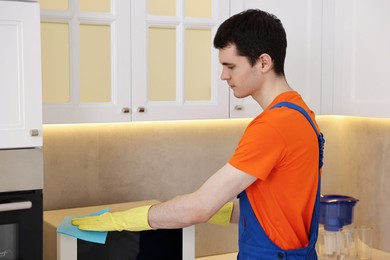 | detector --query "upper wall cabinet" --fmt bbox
[39,0,390,123]
[321,0,390,118]
[0,1,42,149]
[41,0,131,124]
[229,0,323,118]
[130,0,230,121]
